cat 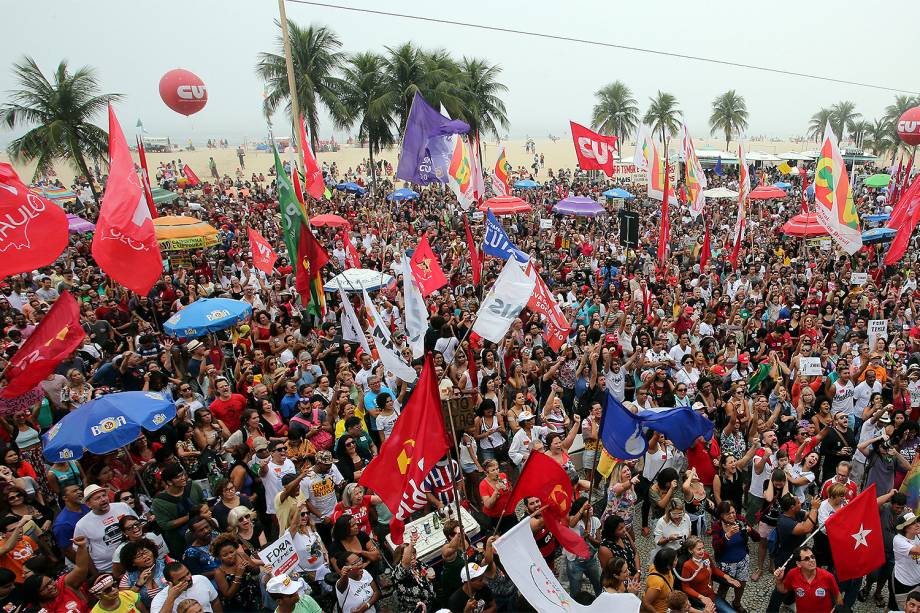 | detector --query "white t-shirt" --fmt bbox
[749,449,776,498]
[832,380,856,417]
[894,533,920,587]
[301,466,345,522]
[263,458,296,514]
[564,515,601,561]
[787,464,815,502]
[605,368,626,402]
[335,570,376,613]
[72,502,137,572]
[150,575,218,613]
[853,380,881,415]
